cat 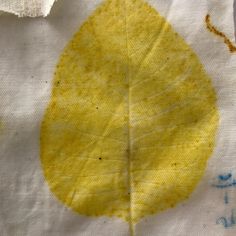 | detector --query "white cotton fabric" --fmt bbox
[0,0,56,17]
[0,0,236,235]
